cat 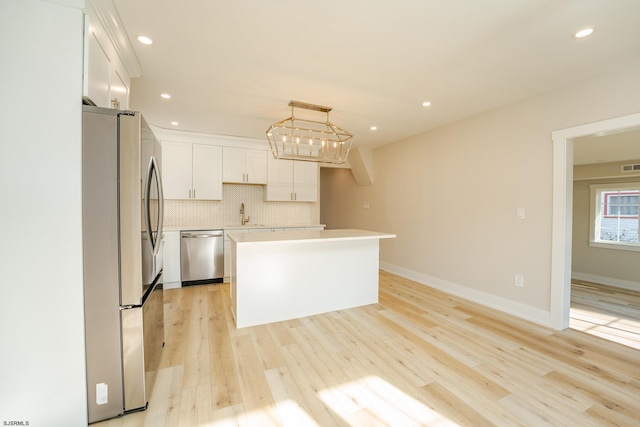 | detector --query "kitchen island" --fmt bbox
[228,229,396,328]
